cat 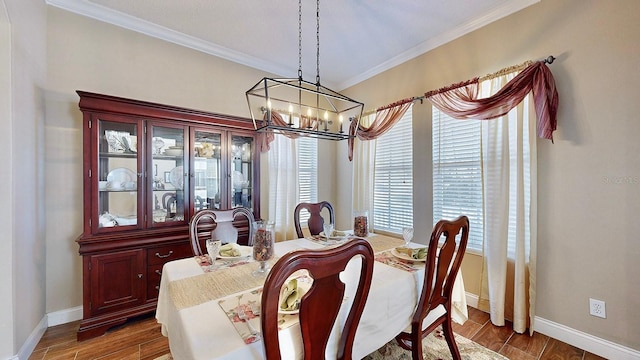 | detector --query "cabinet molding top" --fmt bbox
[77,90,257,130]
